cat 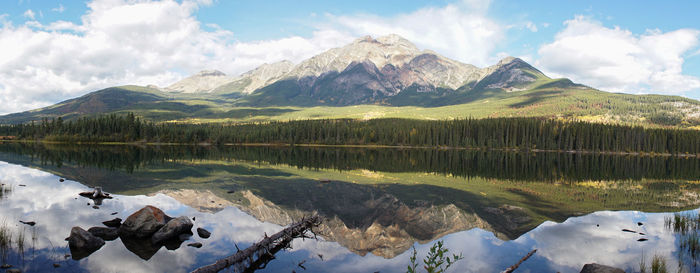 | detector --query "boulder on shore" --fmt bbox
[88,227,119,241]
[68,227,105,260]
[119,206,171,238]
[580,263,625,273]
[152,216,193,244]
